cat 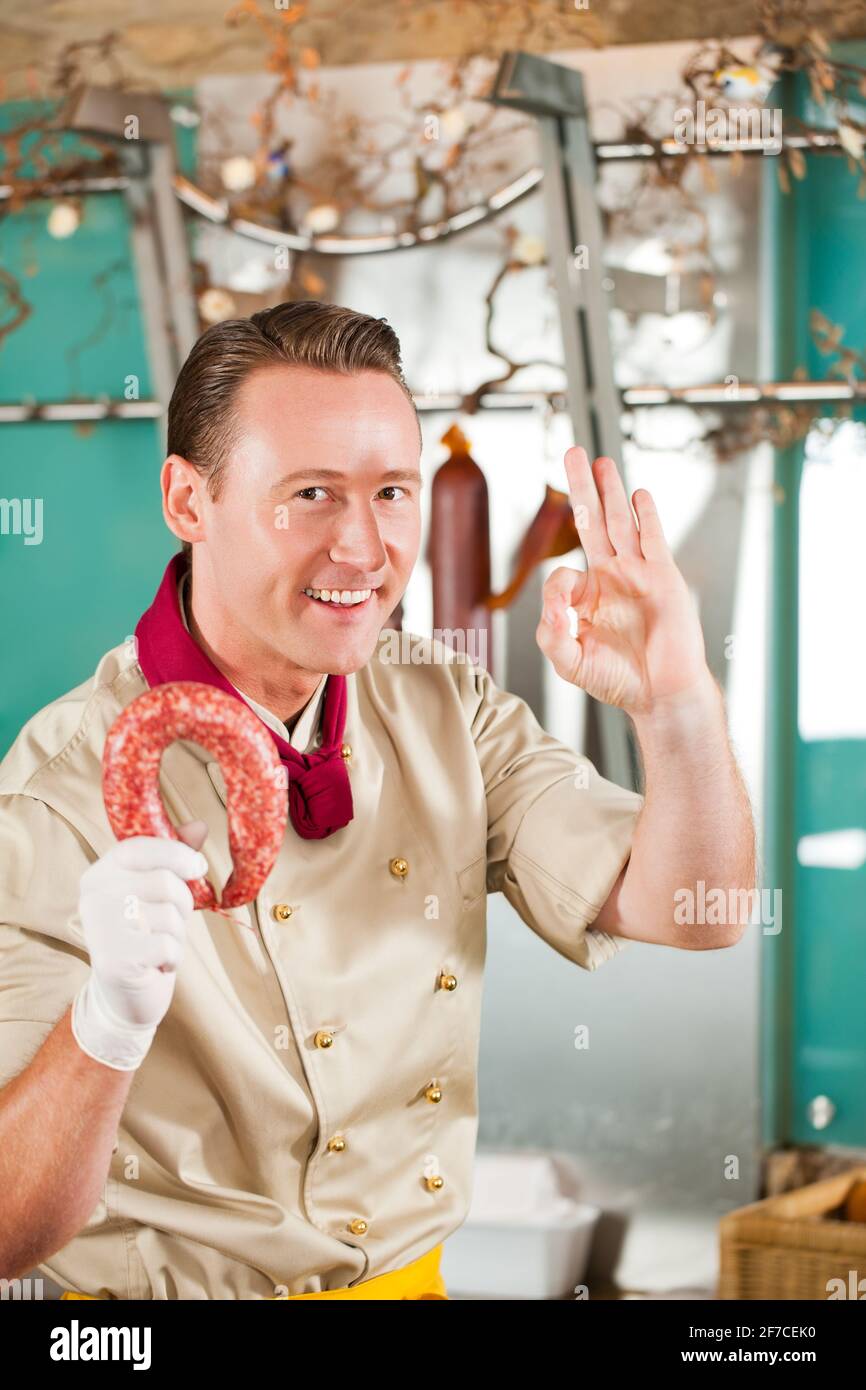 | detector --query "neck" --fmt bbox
[186,557,323,723]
